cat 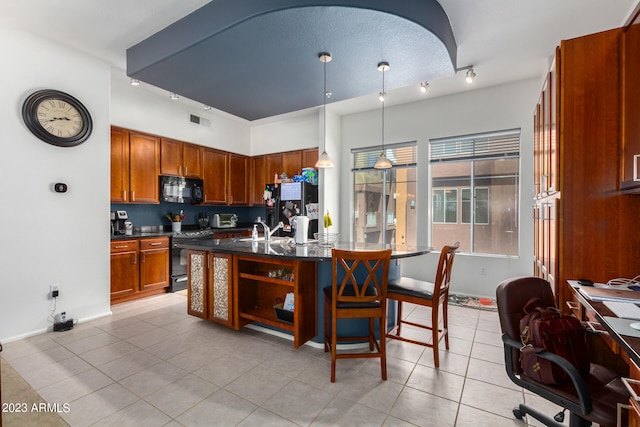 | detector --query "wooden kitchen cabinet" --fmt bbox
[621,12,640,191]
[139,238,170,292]
[110,240,139,301]
[202,147,228,204]
[302,148,319,170]
[160,138,203,178]
[187,251,235,327]
[234,256,317,348]
[282,150,302,178]
[111,237,169,304]
[265,153,282,182]
[228,153,249,205]
[110,127,160,204]
[533,28,640,310]
[207,253,234,327]
[251,155,266,205]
